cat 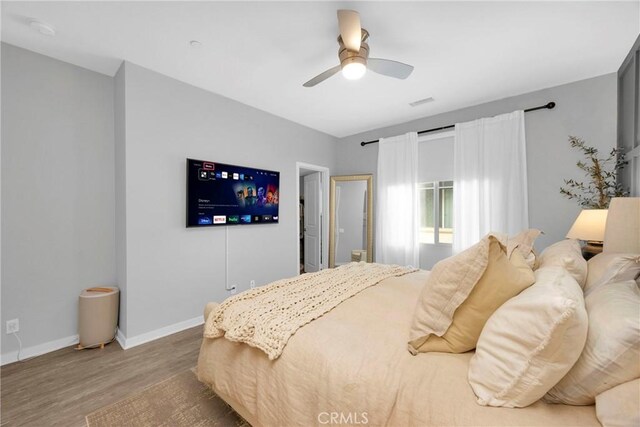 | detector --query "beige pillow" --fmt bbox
[468,266,588,408]
[494,229,542,269]
[595,379,640,427]
[538,239,587,287]
[409,236,535,354]
[584,252,640,296]
[408,235,492,355]
[545,280,640,405]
